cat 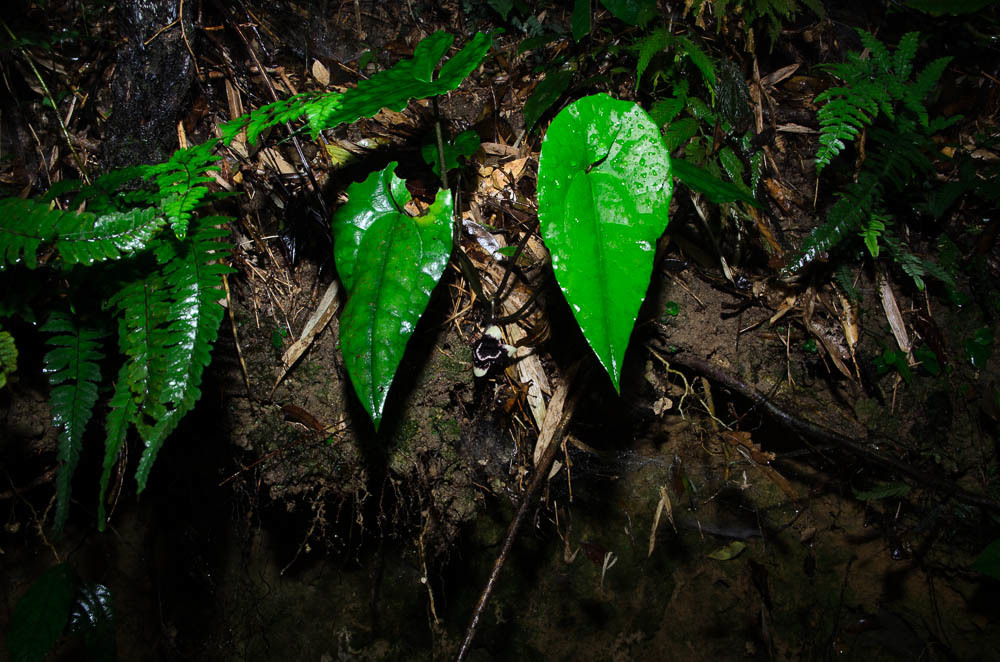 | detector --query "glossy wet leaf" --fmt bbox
[7,564,77,662]
[523,69,574,133]
[67,583,115,661]
[332,163,452,429]
[672,158,759,206]
[537,93,673,391]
